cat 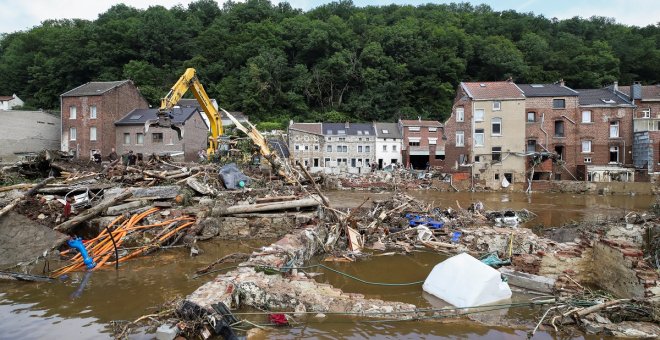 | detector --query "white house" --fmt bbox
[0,94,24,110]
[374,122,402,169]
